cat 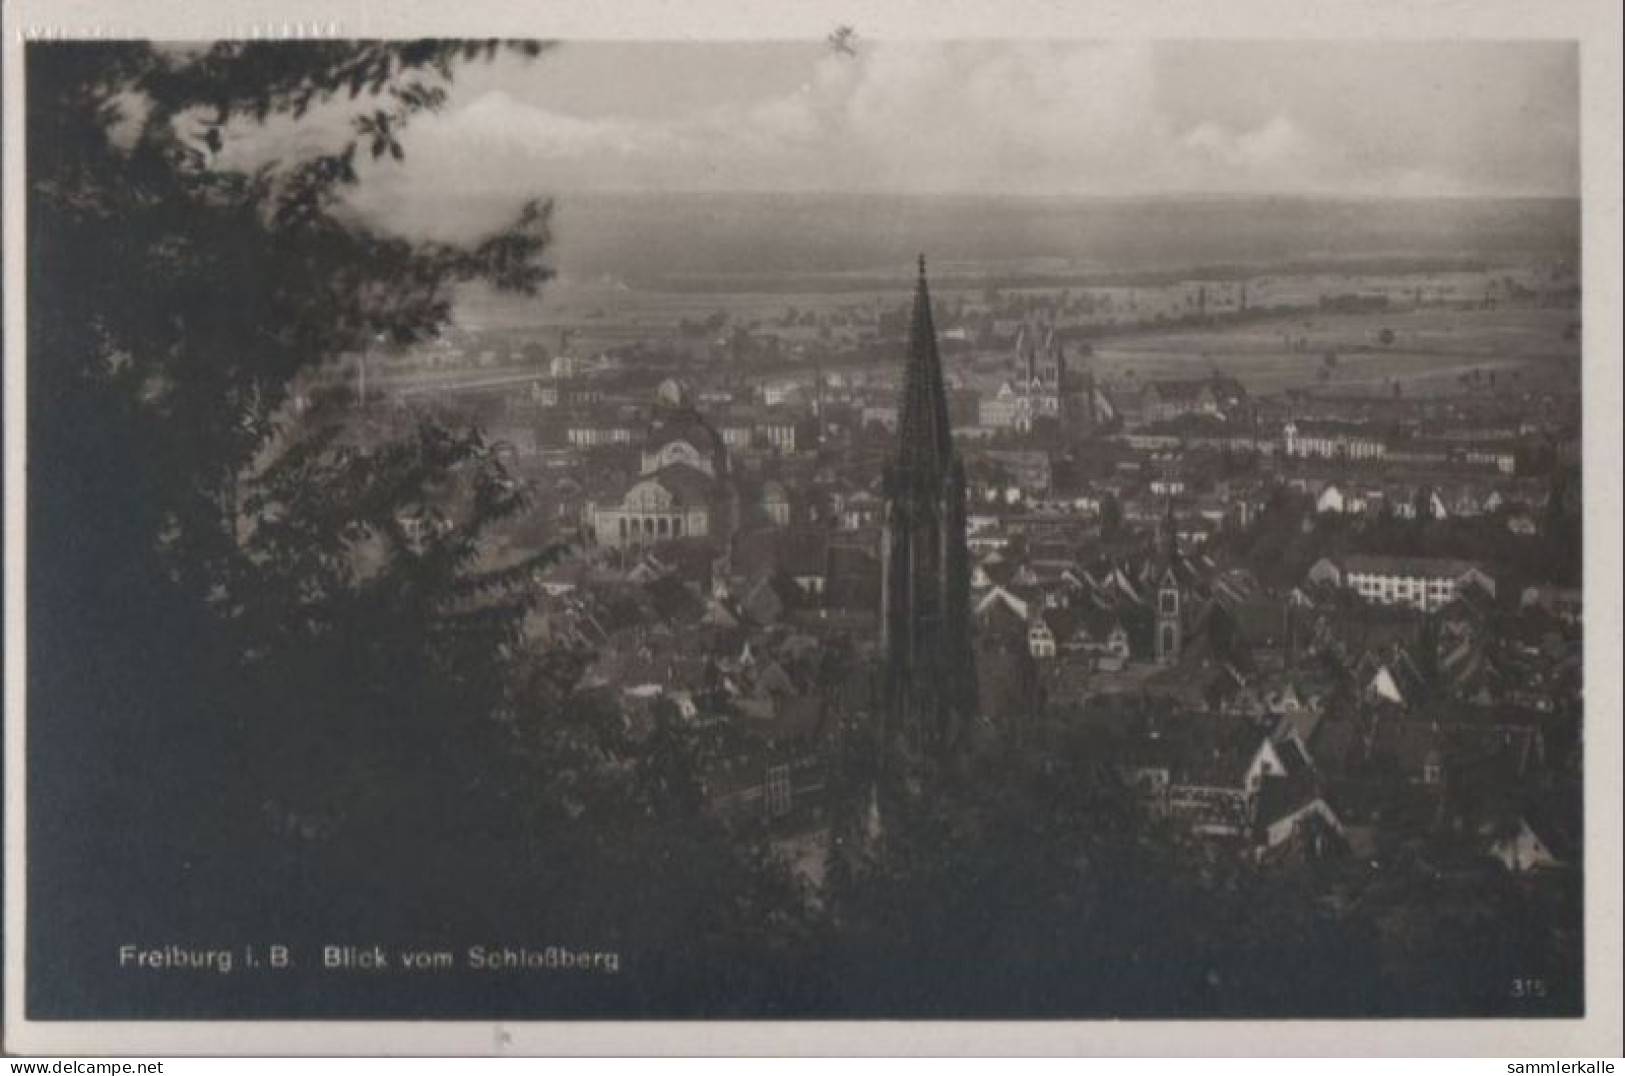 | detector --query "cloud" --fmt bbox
[320,40,1575,239]
[1181,116,1325,180]
[378,43,1179,199]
